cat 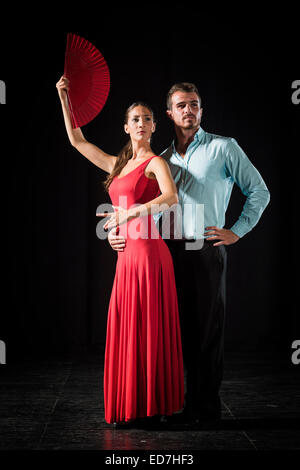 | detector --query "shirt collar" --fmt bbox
[194,126,205,143]
[171,126,206,154]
